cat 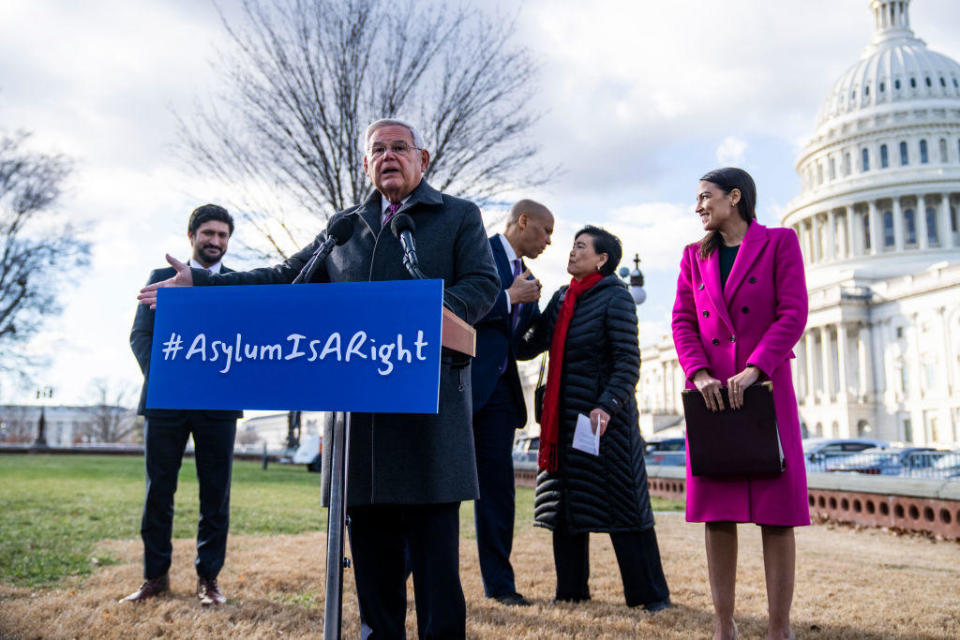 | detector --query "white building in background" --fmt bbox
[639,0,960,446]
[0,404,138,446]
[237,411,325,450]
